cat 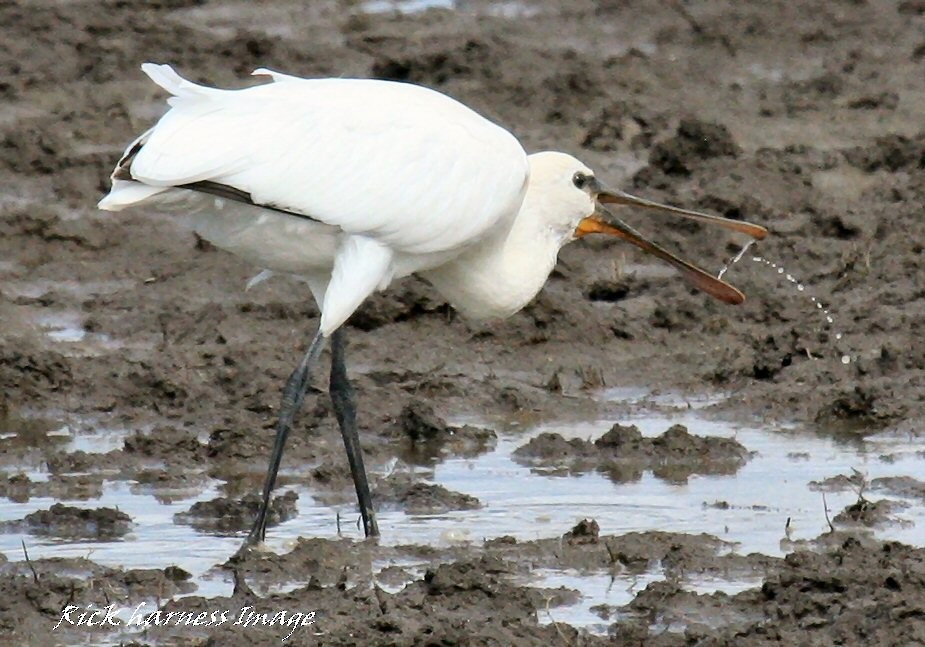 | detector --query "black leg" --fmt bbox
[238,329,327,553]
[329,328,379,537]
